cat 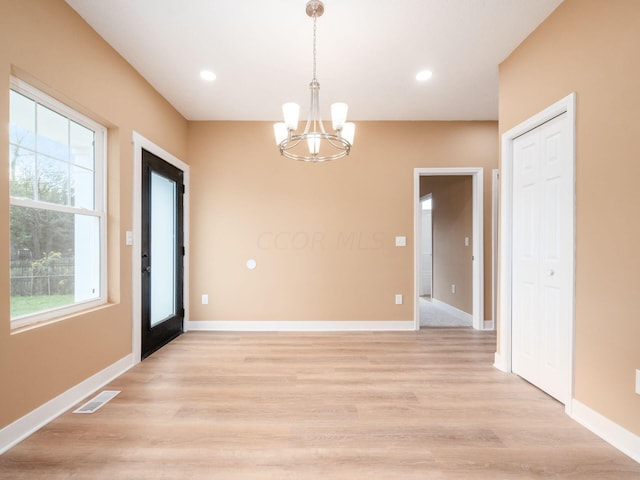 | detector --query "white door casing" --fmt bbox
[413,167,484,331]
[496,93,575,412]
[491,169,499,328]
[420,199,433,296]
[132,132,190,365]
